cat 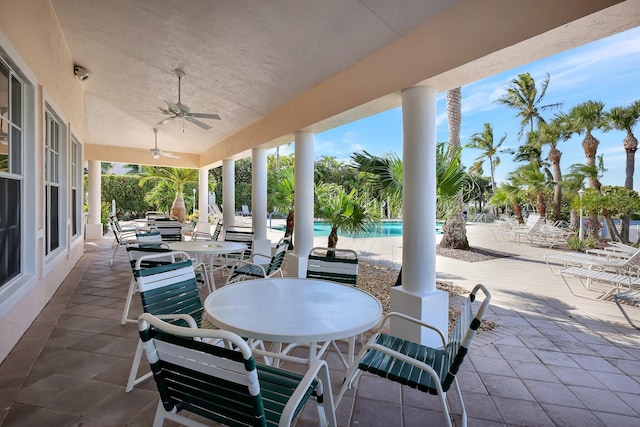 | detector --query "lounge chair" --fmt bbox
[613,290,640,330]
[107,214,138,266]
